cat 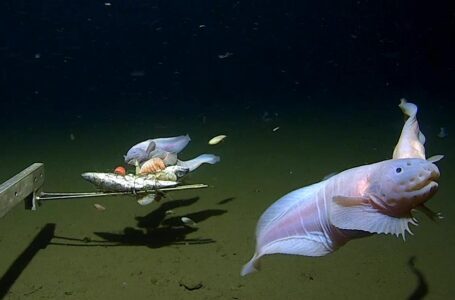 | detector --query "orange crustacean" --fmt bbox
[139,157,166,175]
[114,166,126,176]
